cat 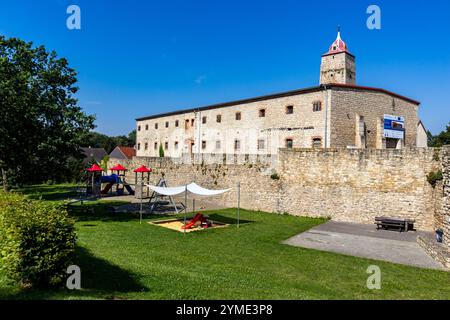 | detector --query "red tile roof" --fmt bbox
[117,146,136,159]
